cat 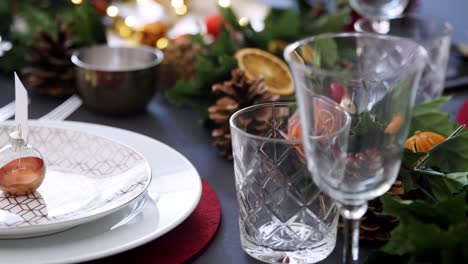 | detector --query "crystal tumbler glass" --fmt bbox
[230,101,350,264]
[355,15,452,103]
